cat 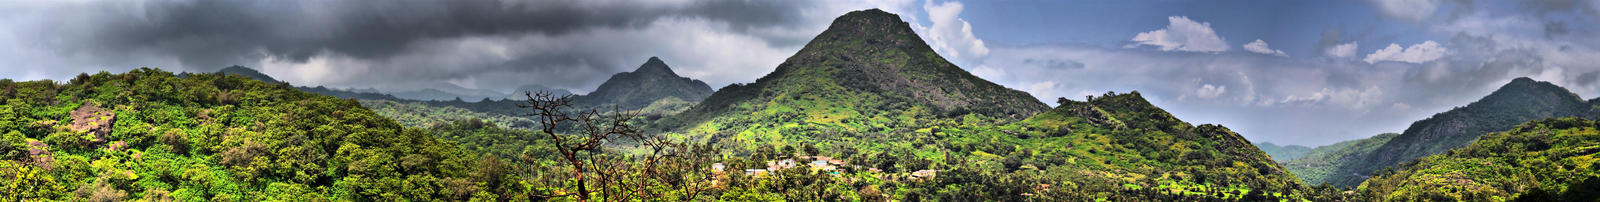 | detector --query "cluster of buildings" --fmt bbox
[711,155,936,181]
